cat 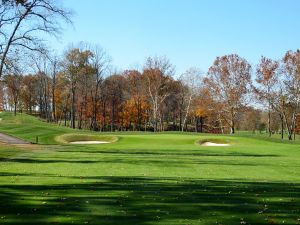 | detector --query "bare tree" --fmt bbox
[49,54,59,122]
[179,68,202,132]
[90,45,111,131]
[0,0,72,78]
